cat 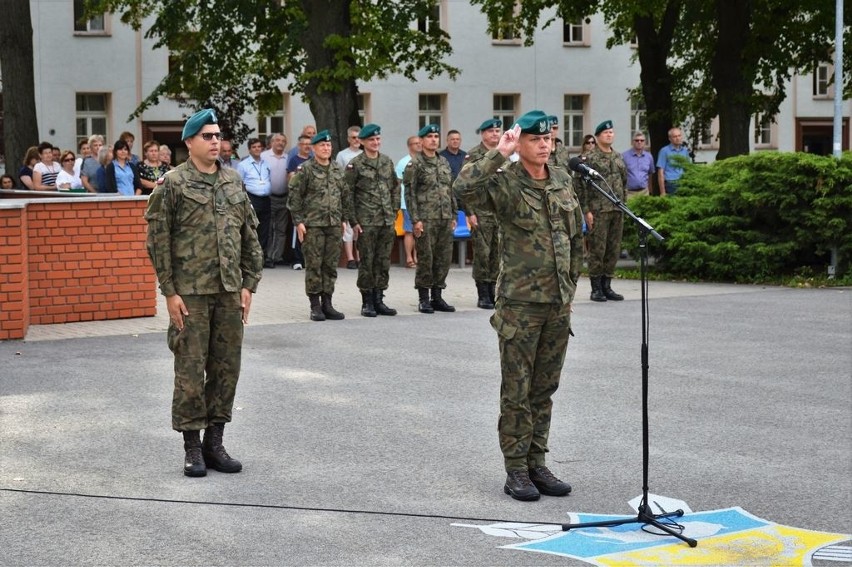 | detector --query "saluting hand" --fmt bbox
[497,125,521,158]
